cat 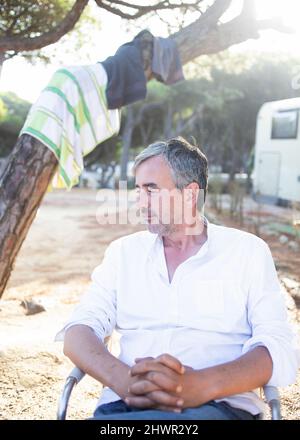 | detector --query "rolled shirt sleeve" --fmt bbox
[55,239,120,343]
[242,239,300,386]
